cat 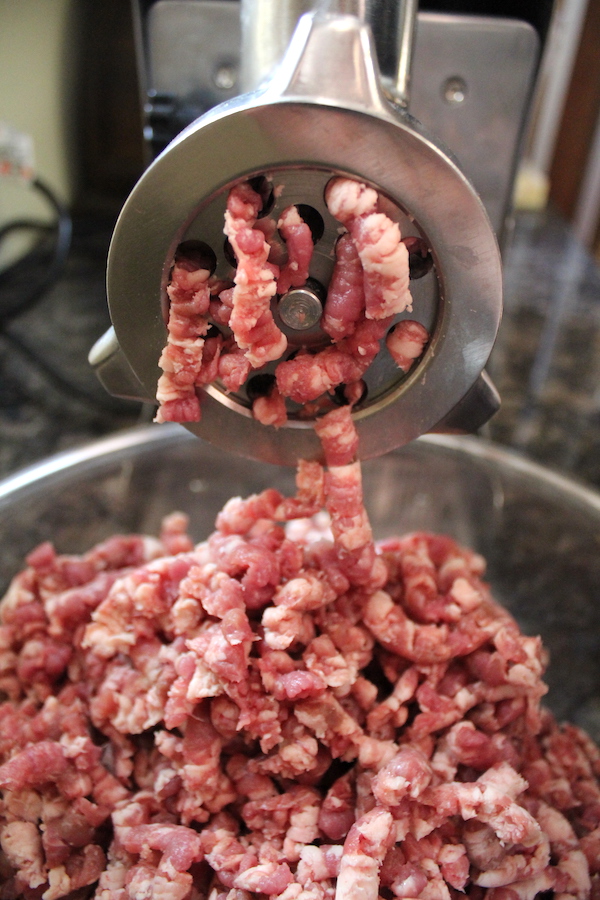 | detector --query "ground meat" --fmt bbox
[252,385,288,428]
[223,183,287,368]
[154,259,212,424]
[155,177,423,427]
[1,416,599,898]
[322,234,366,342]
[386,320,430,372]
[276,207,314,296]
[324,177,413,320]
[275,318,392,407]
